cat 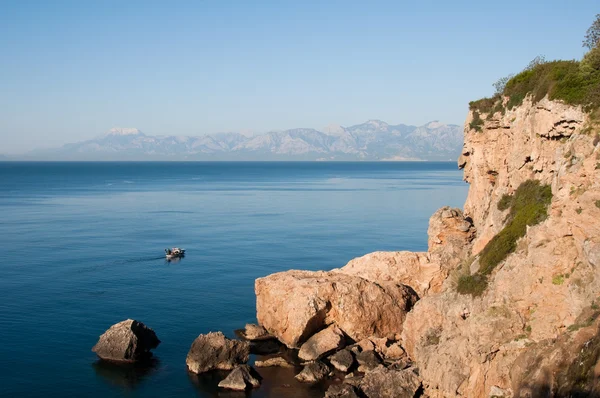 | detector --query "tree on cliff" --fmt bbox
[583,14,600,49]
